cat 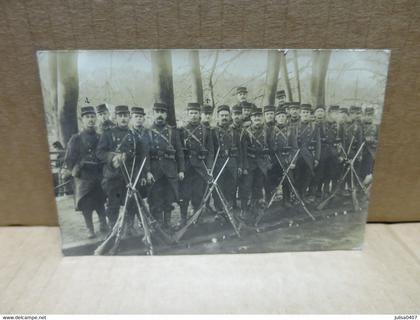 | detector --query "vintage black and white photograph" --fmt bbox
[38,49,390,256]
